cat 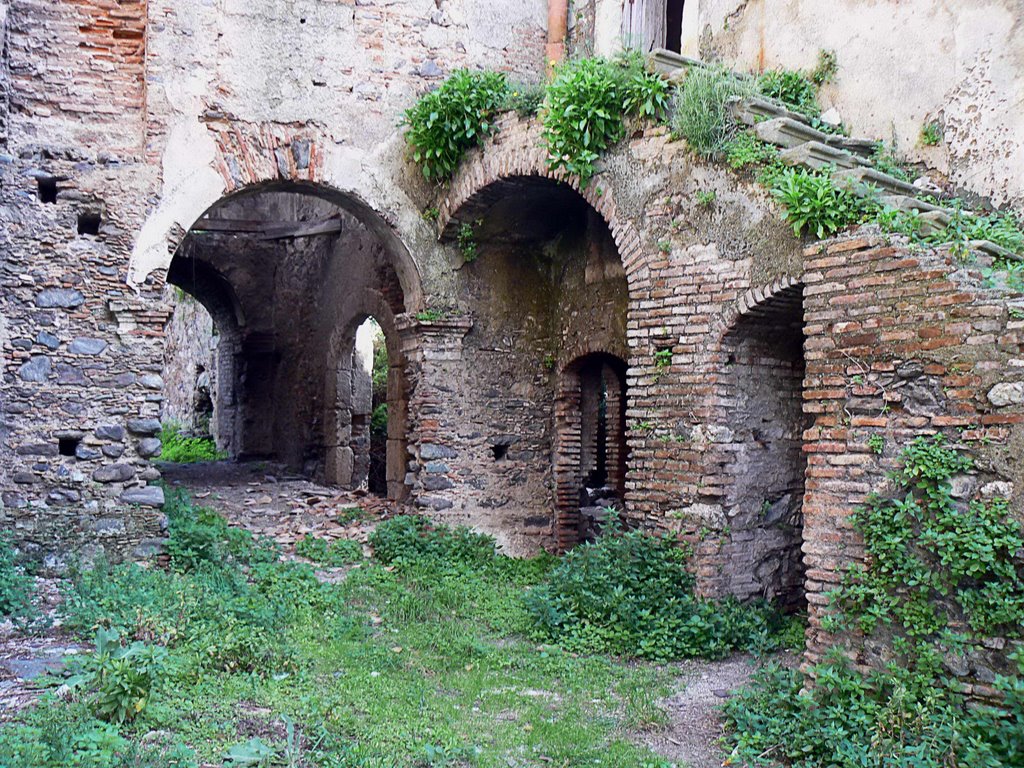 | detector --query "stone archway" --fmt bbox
[554,351,629,550]
[161,180,423,482]
[324,288,411,501]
